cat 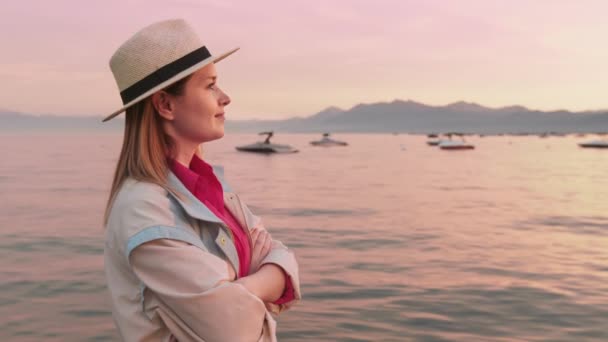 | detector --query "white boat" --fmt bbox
[426,134,442,146]
[427,139,449,146]
[578,140,608,149]
[310,133,348,147]
[438,140,475,150]
[236,131,299,154]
